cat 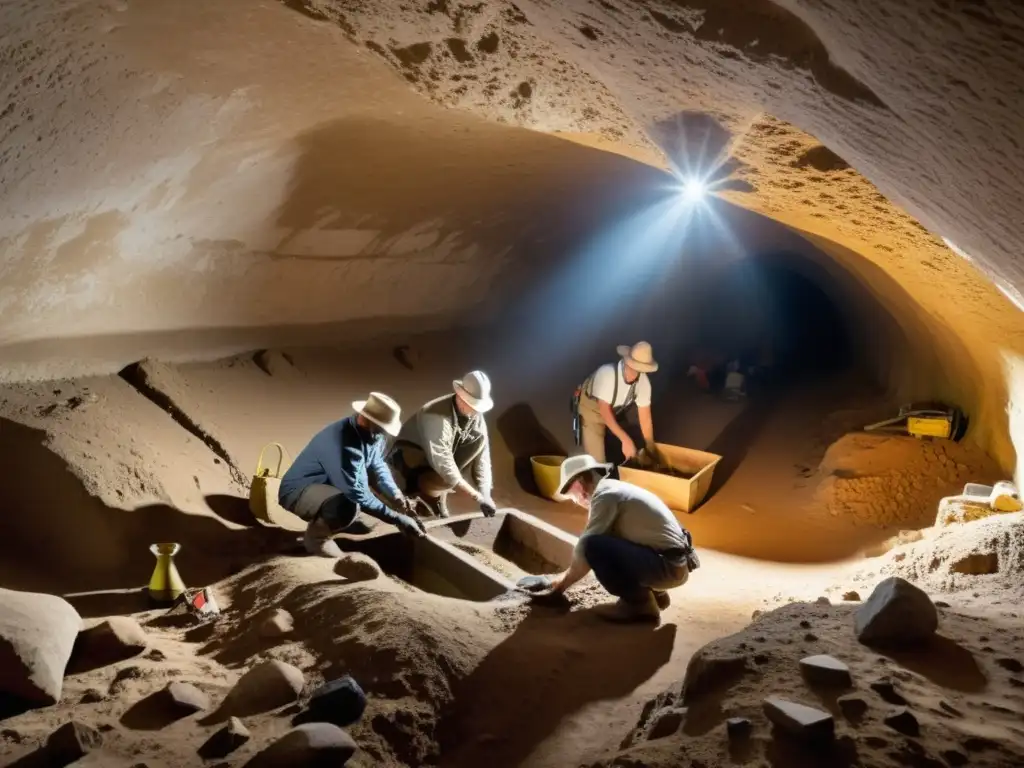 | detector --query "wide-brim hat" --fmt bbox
[617,341,659,373]
[453,370,494,413]
[558,454,613,496]
[352,392,402,437]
